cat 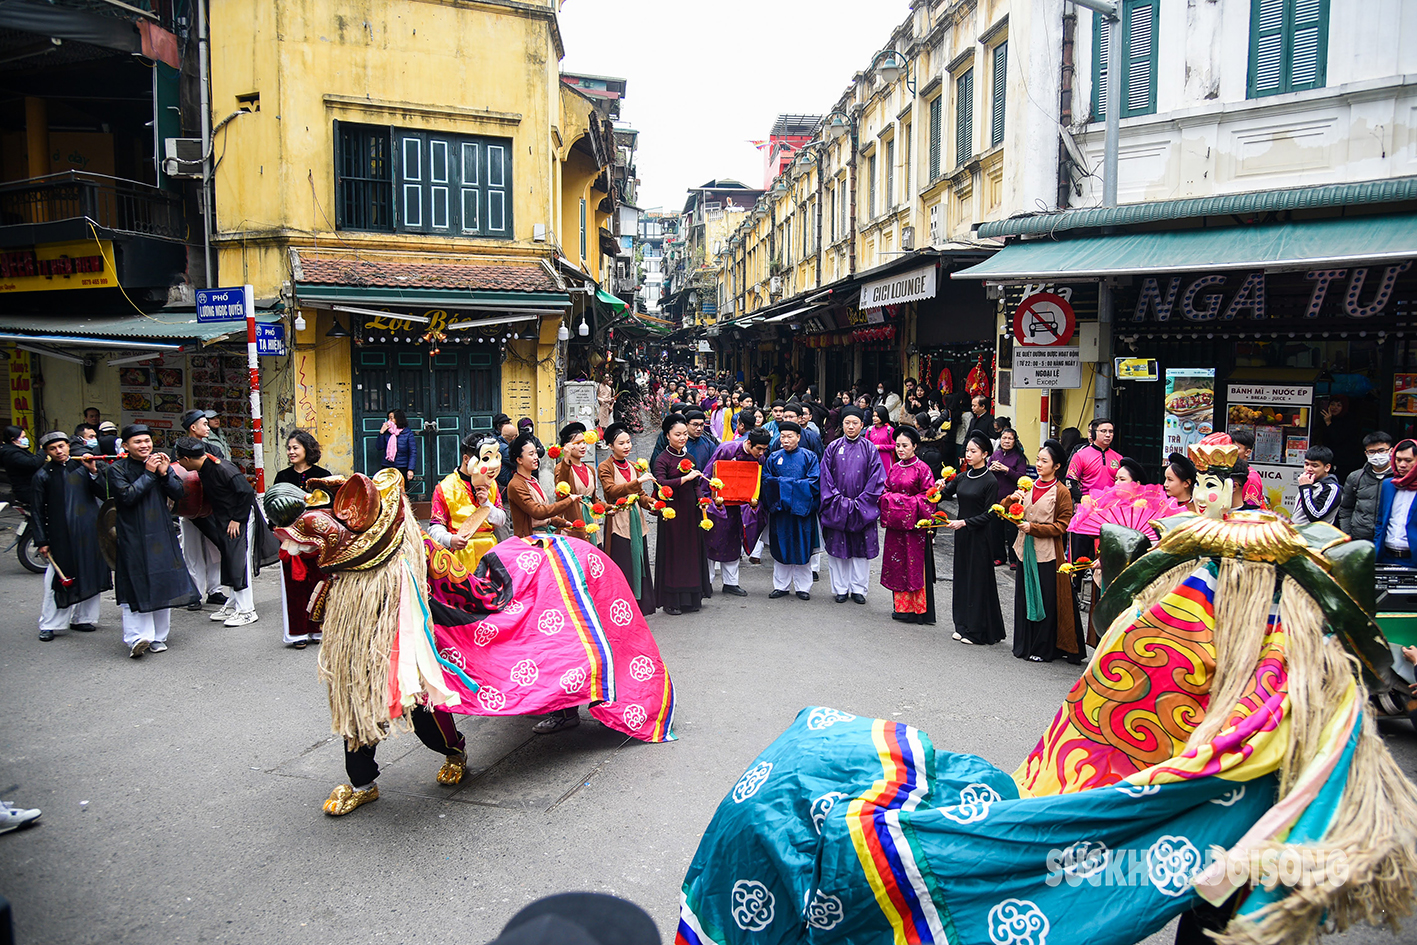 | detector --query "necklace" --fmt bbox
[966,465,988,479]
[897,456,917,467]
